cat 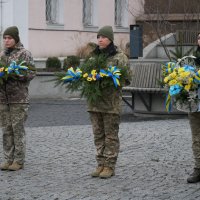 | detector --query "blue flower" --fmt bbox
[96,74,101,80]
[0,72,4,77]
[183,65,195,72]
[169,84,182,96]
